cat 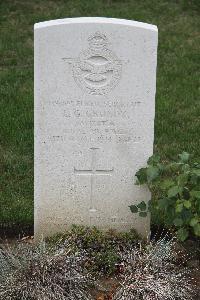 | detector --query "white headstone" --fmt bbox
[34,17,158,239]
